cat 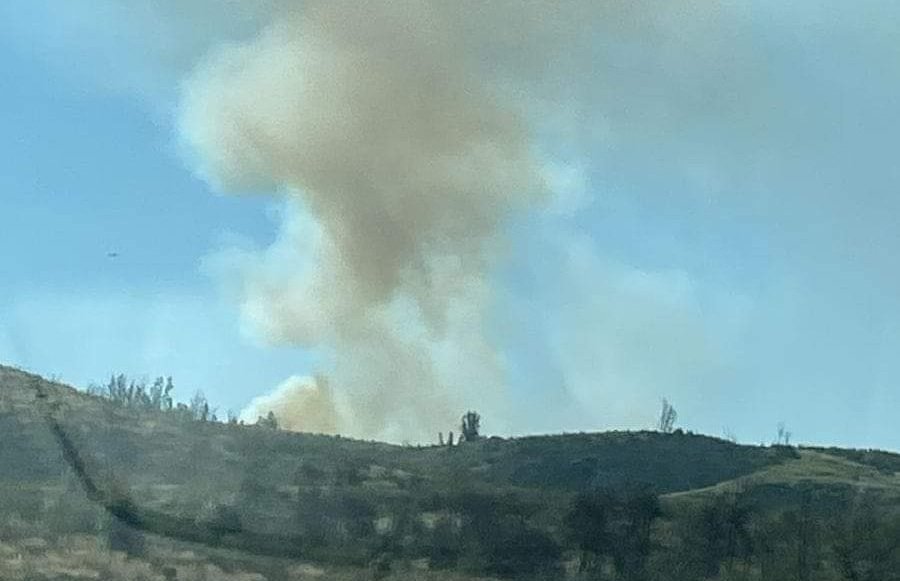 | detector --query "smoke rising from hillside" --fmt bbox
[181,1,548,440]
[5,0,761,440]
[7,0,900,447]
[178,0,765,440]
[240,375,339,434]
